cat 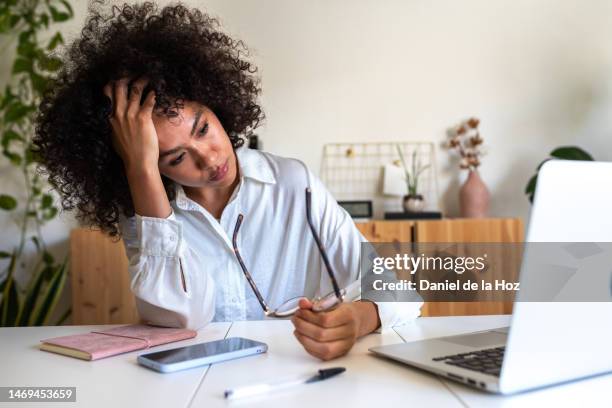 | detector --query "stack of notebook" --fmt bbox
[39,324,197,361]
